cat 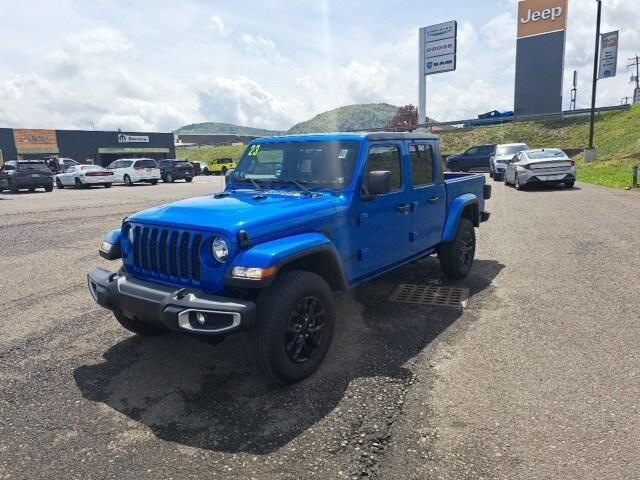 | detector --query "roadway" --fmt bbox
[0,176,638,479]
